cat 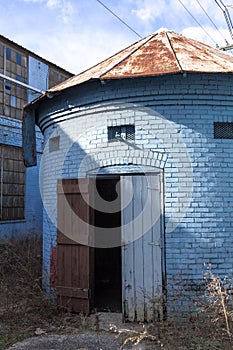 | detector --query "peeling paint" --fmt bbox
[50,246,57,288]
